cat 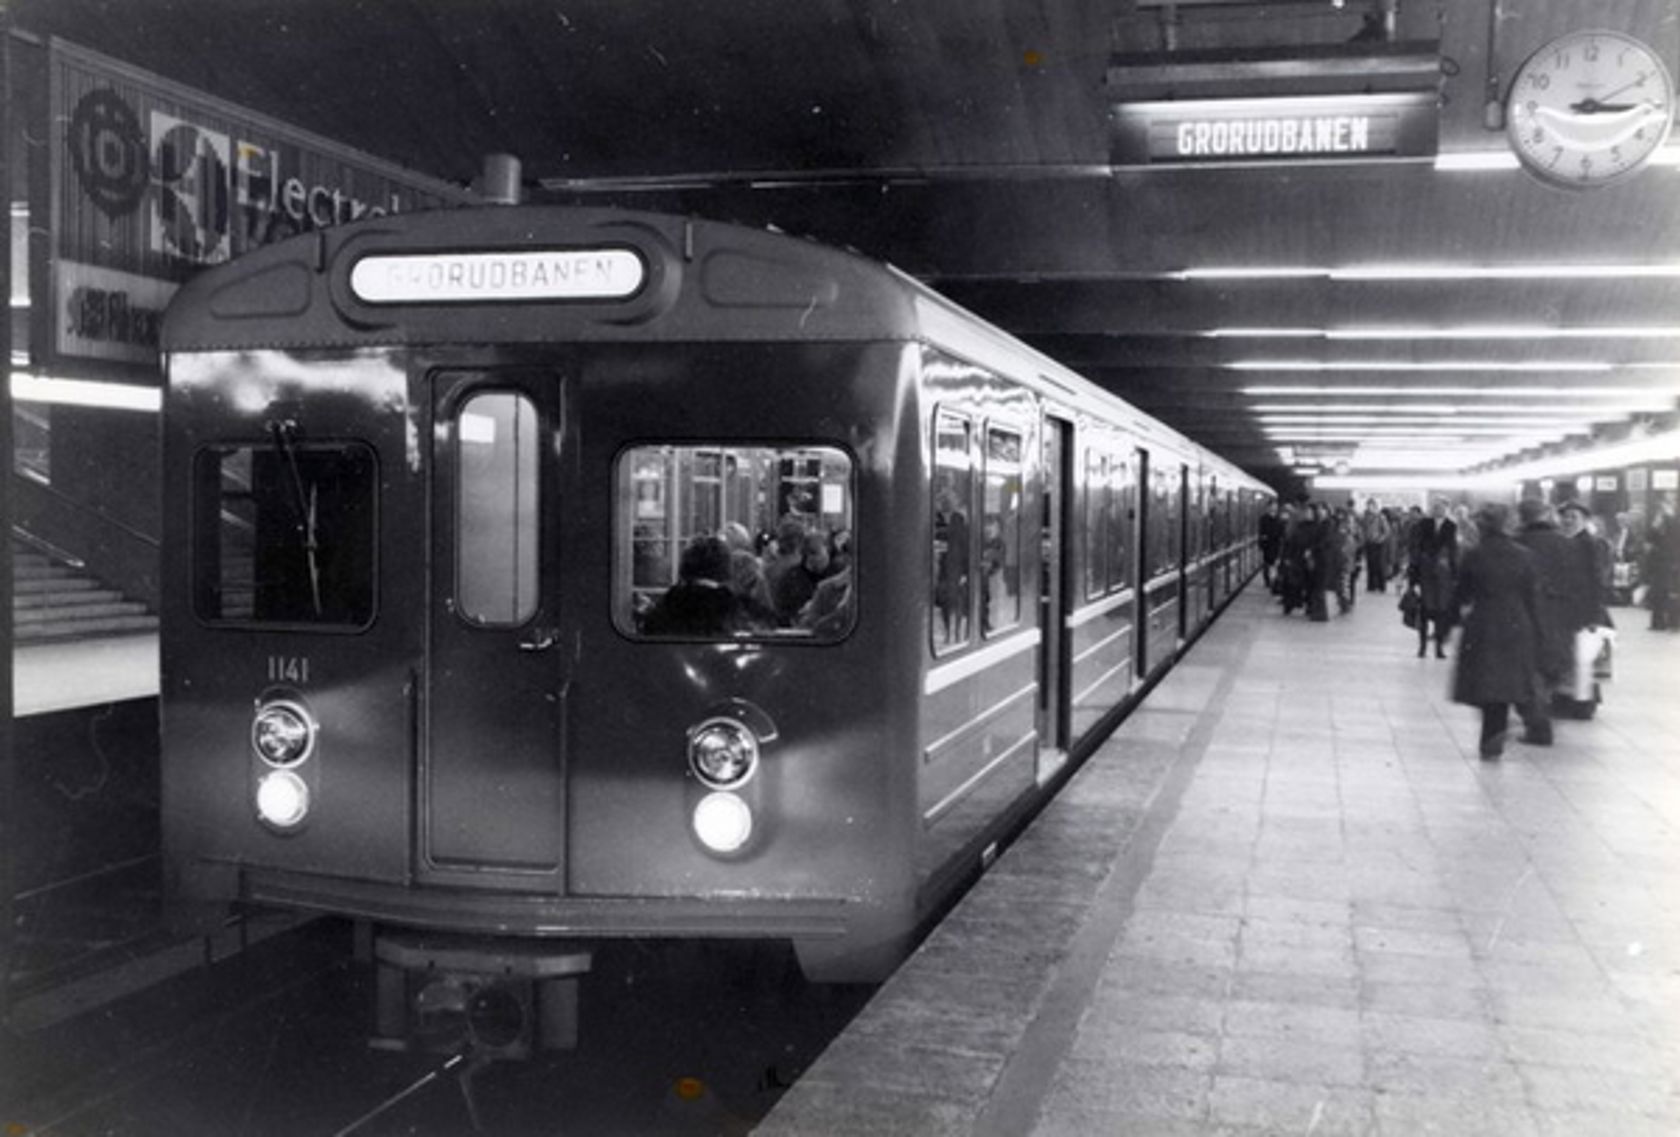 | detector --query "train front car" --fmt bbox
[158,207,933,1022]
